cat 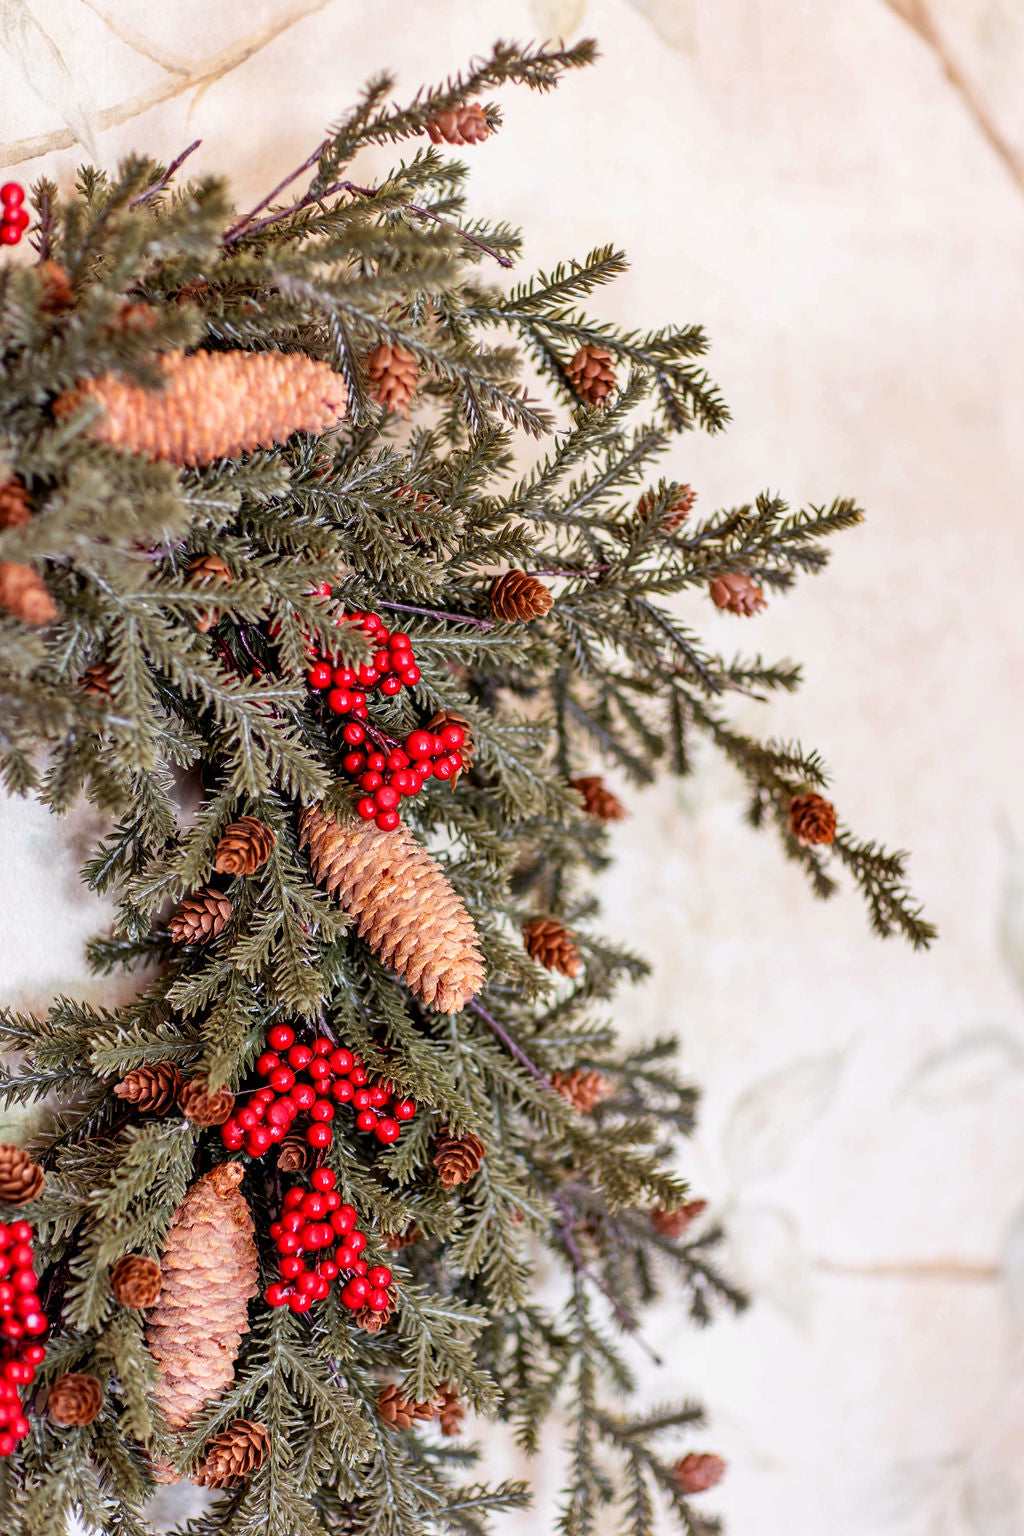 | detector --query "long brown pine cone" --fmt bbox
[571,775,627,822]
[299,807,484,1014]
[673,1452,726,1494]
[0,562,57,625]
[550,1068,612,1114]
[788,792,837,847]
[490,570,554,623]
[111,1253,163,1308]
[376,1382,437,1430]
[365,344,419,416]
[195,1419,269,1487]
[213,817,276,876]
[114,1061,182,1115]
[178,1077,235,1127]
[650,1199,707,1238]
[709,571,765,616]
[426,103,490,145]
[188,554,233,634]
[168,888,232,945]
[566,345,616,407]
[432,1127,485,1189]
[47,1373,104,1427]
[0,1144,45,1206]
[523,916,583,979]
[426,710,474,784]
[0,477,31,528]
[636,483,696,533]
